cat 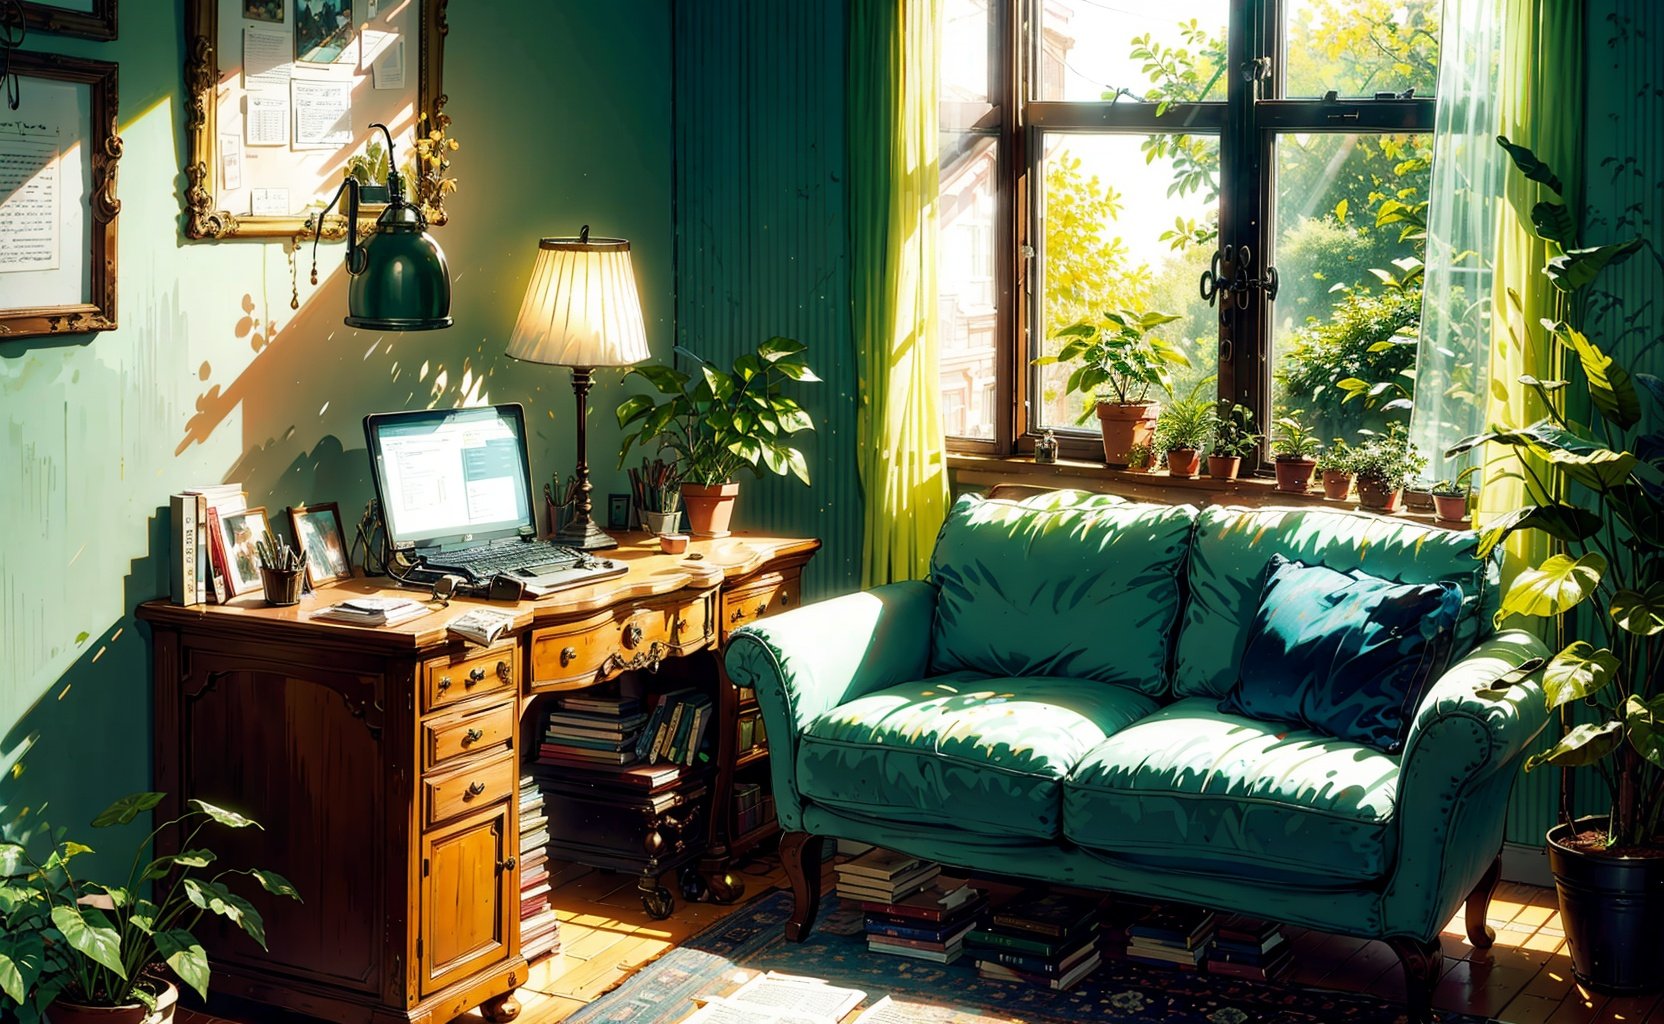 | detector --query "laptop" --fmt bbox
[363,404,626,595]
